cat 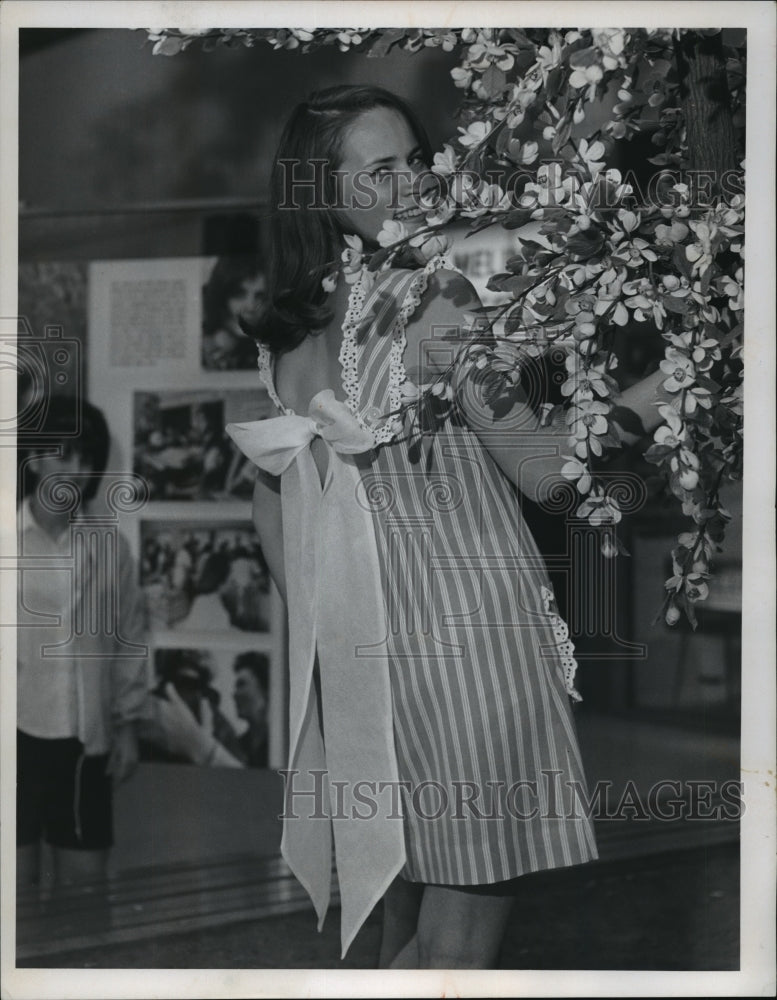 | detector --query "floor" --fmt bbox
[18,841,739,971]
[14,712,743,977]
